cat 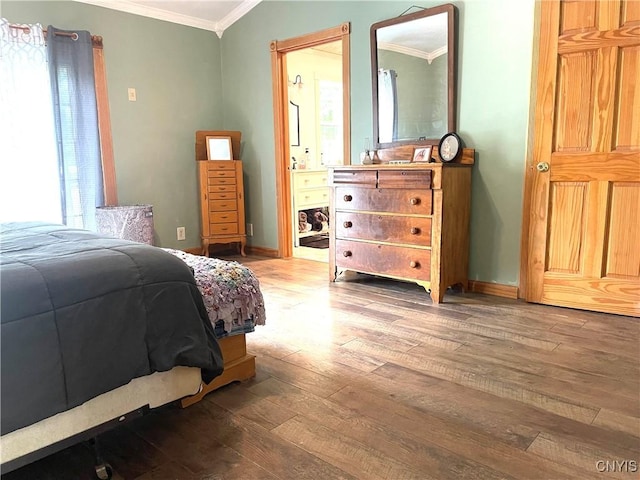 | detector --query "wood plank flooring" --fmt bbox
[3,256,639,479]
